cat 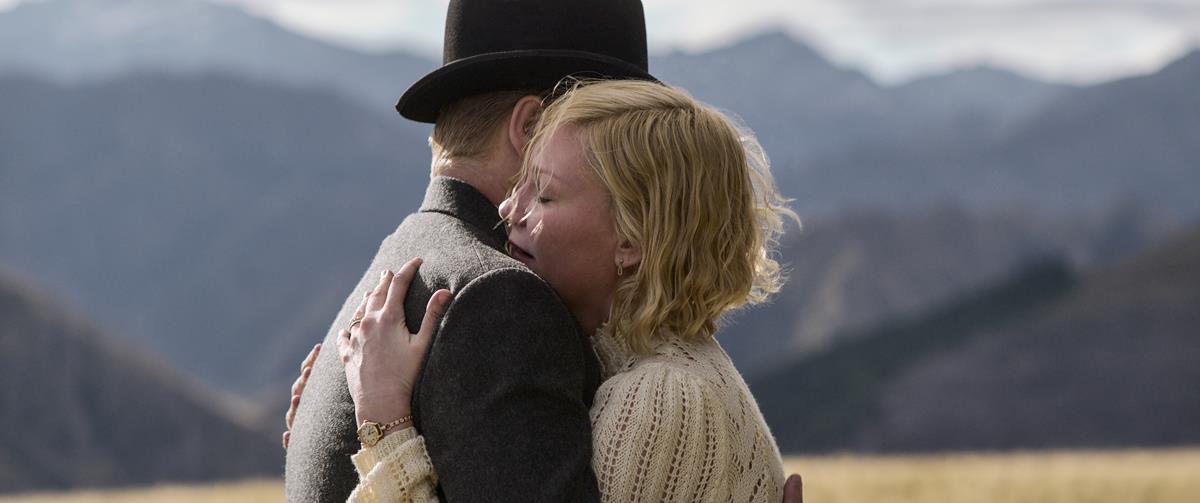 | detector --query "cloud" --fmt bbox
[825,0,1200,82]
[212,0,449,54]
[641,0,1200,83]
[3,0,1197,83]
